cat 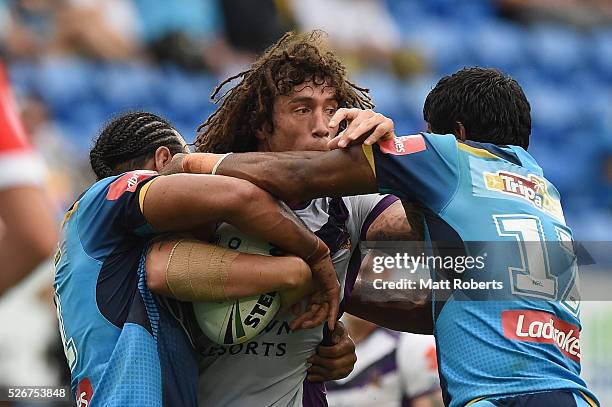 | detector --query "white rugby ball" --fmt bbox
[193,223,282,345]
